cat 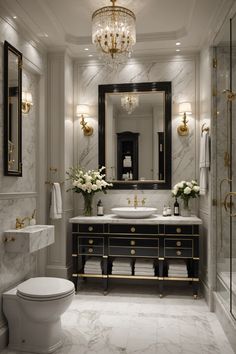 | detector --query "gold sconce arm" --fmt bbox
[22,92,33,114]
[80,114,93,136]
[177,113,189,136]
